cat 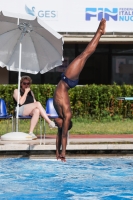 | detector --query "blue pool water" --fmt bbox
[0,157,133,200]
